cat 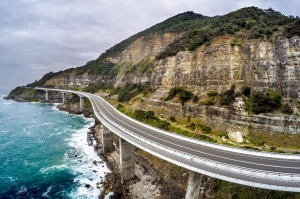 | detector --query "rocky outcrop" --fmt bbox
[45,73,99,88]
[141,98,300,134]
[228,131,244,143]
[107,33,180,64]
[44,33,180,88]
[150,37,300,98]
